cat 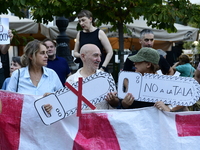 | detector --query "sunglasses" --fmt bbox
[144,38,154,42]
